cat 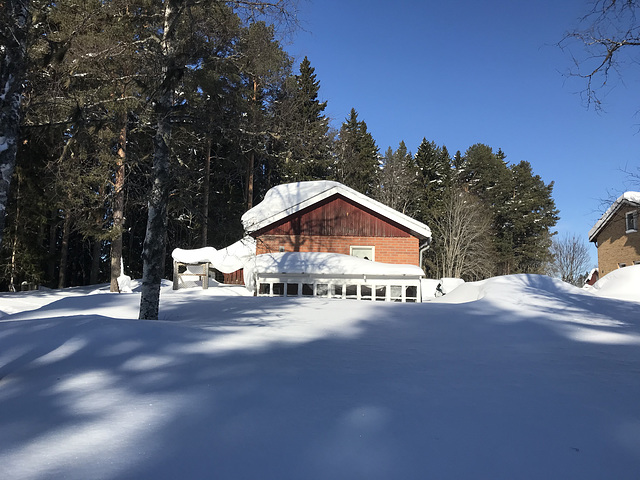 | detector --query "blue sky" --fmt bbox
[287,0,640,265]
